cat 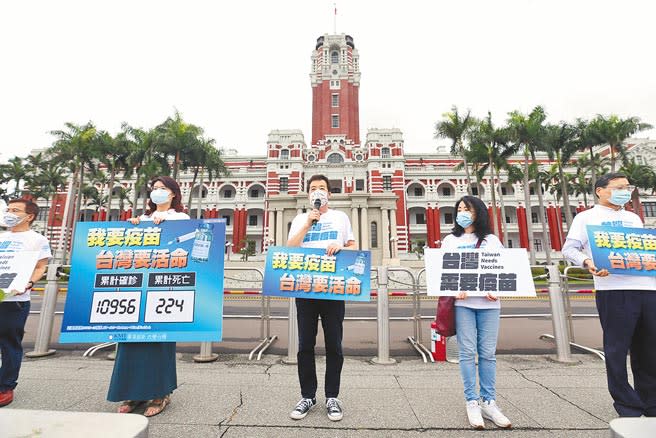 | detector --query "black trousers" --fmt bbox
[596,290,656,417]
[296,298,345,399]
[0,301,31,391]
